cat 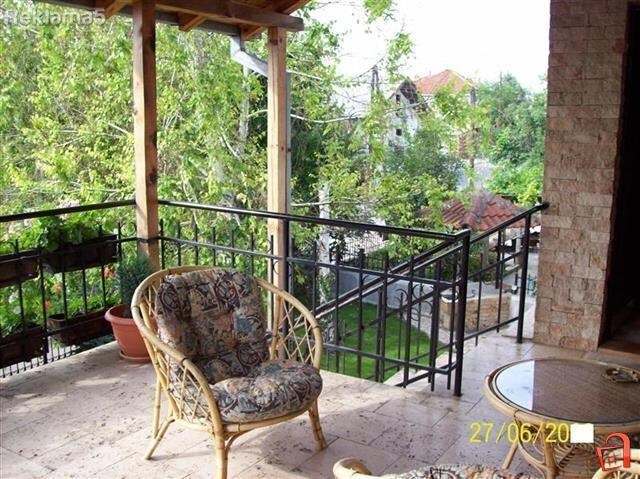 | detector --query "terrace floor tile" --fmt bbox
[2,333,627,478]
